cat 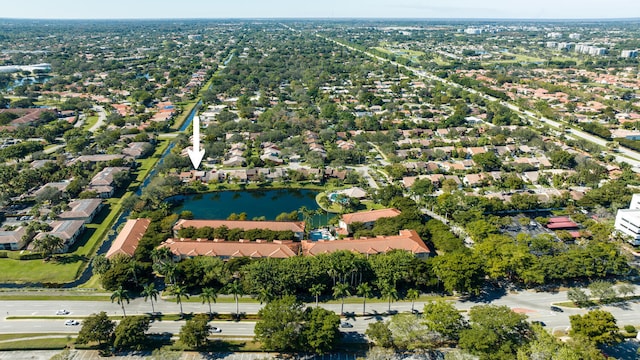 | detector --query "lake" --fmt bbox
[171,189,329,222]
